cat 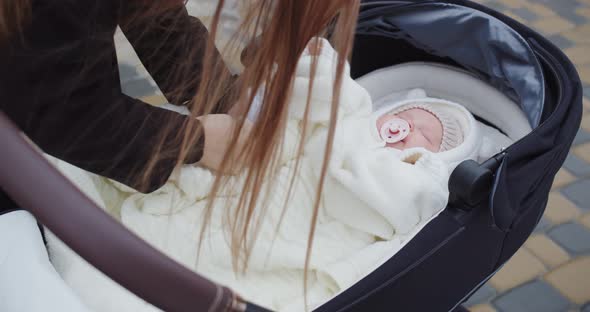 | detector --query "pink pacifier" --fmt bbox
[380,118,410,143]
